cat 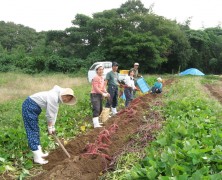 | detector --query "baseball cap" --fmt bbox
[112,62,119,67]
